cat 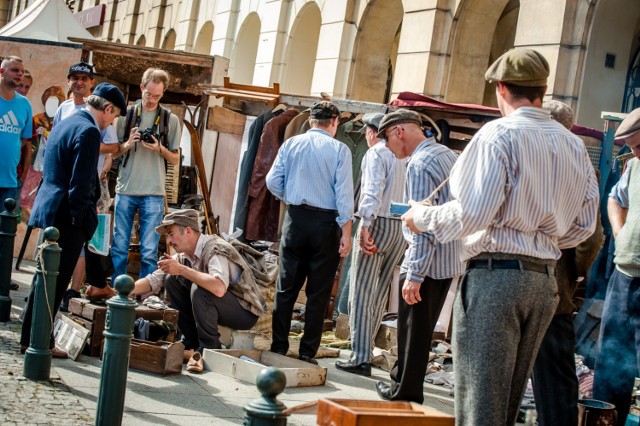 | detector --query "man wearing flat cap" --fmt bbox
[371,109,462,402]
[131,209,267,372]
[266,100,354,364]
[402,48,599,424]
[593,108,640,424]
[21,83,127,358]
[335,112,406,376]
